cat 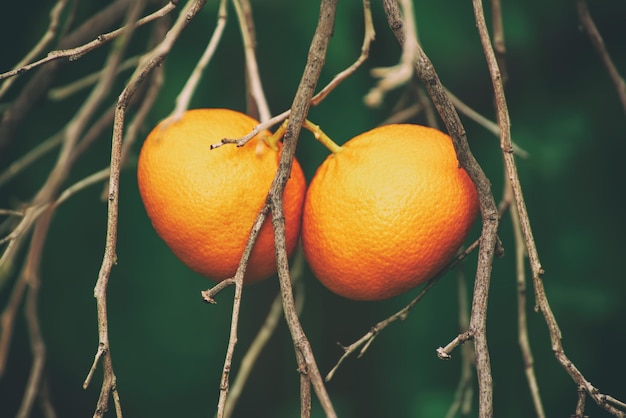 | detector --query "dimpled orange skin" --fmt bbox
[301,124,479,301]
[137,108,306,284]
